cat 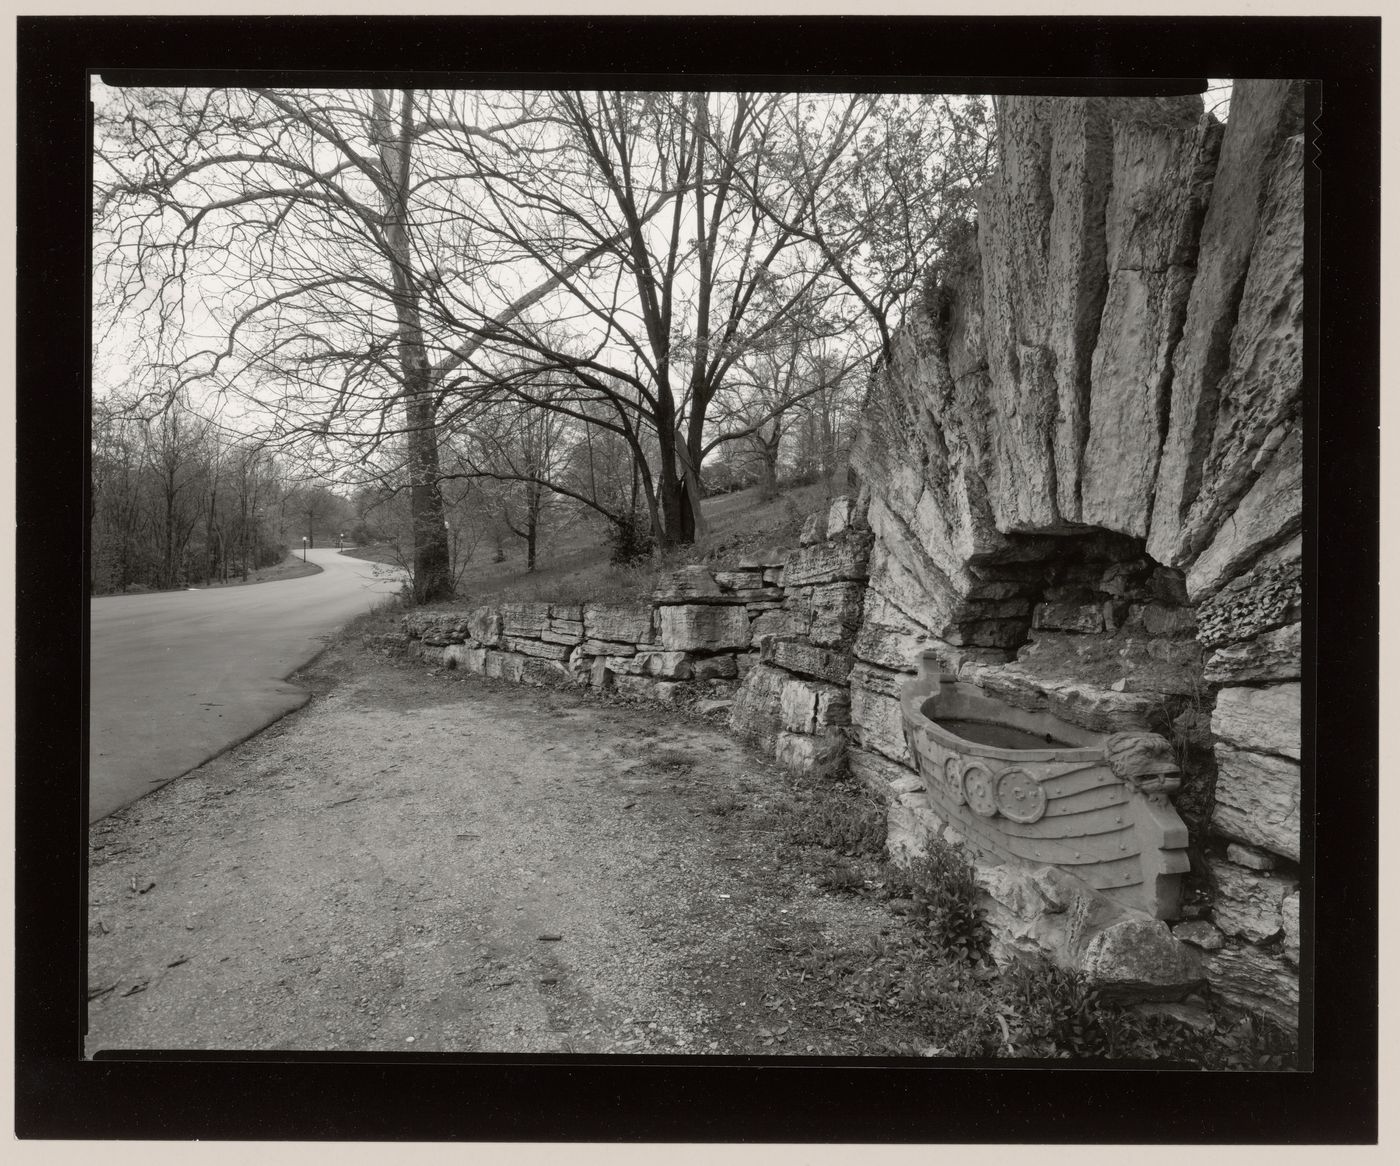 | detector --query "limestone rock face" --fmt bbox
[1149,80,1304,570]
[1212,683,1301,759]
[1209,858,1297,943]
[1202,943,1299,1031]
[1204,622,1301,683]
[1211,744,1301,861]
